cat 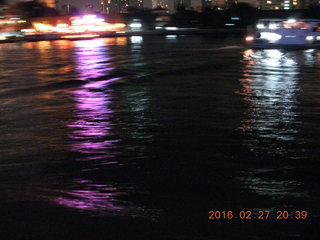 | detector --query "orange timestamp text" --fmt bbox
[208,210,308,220]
